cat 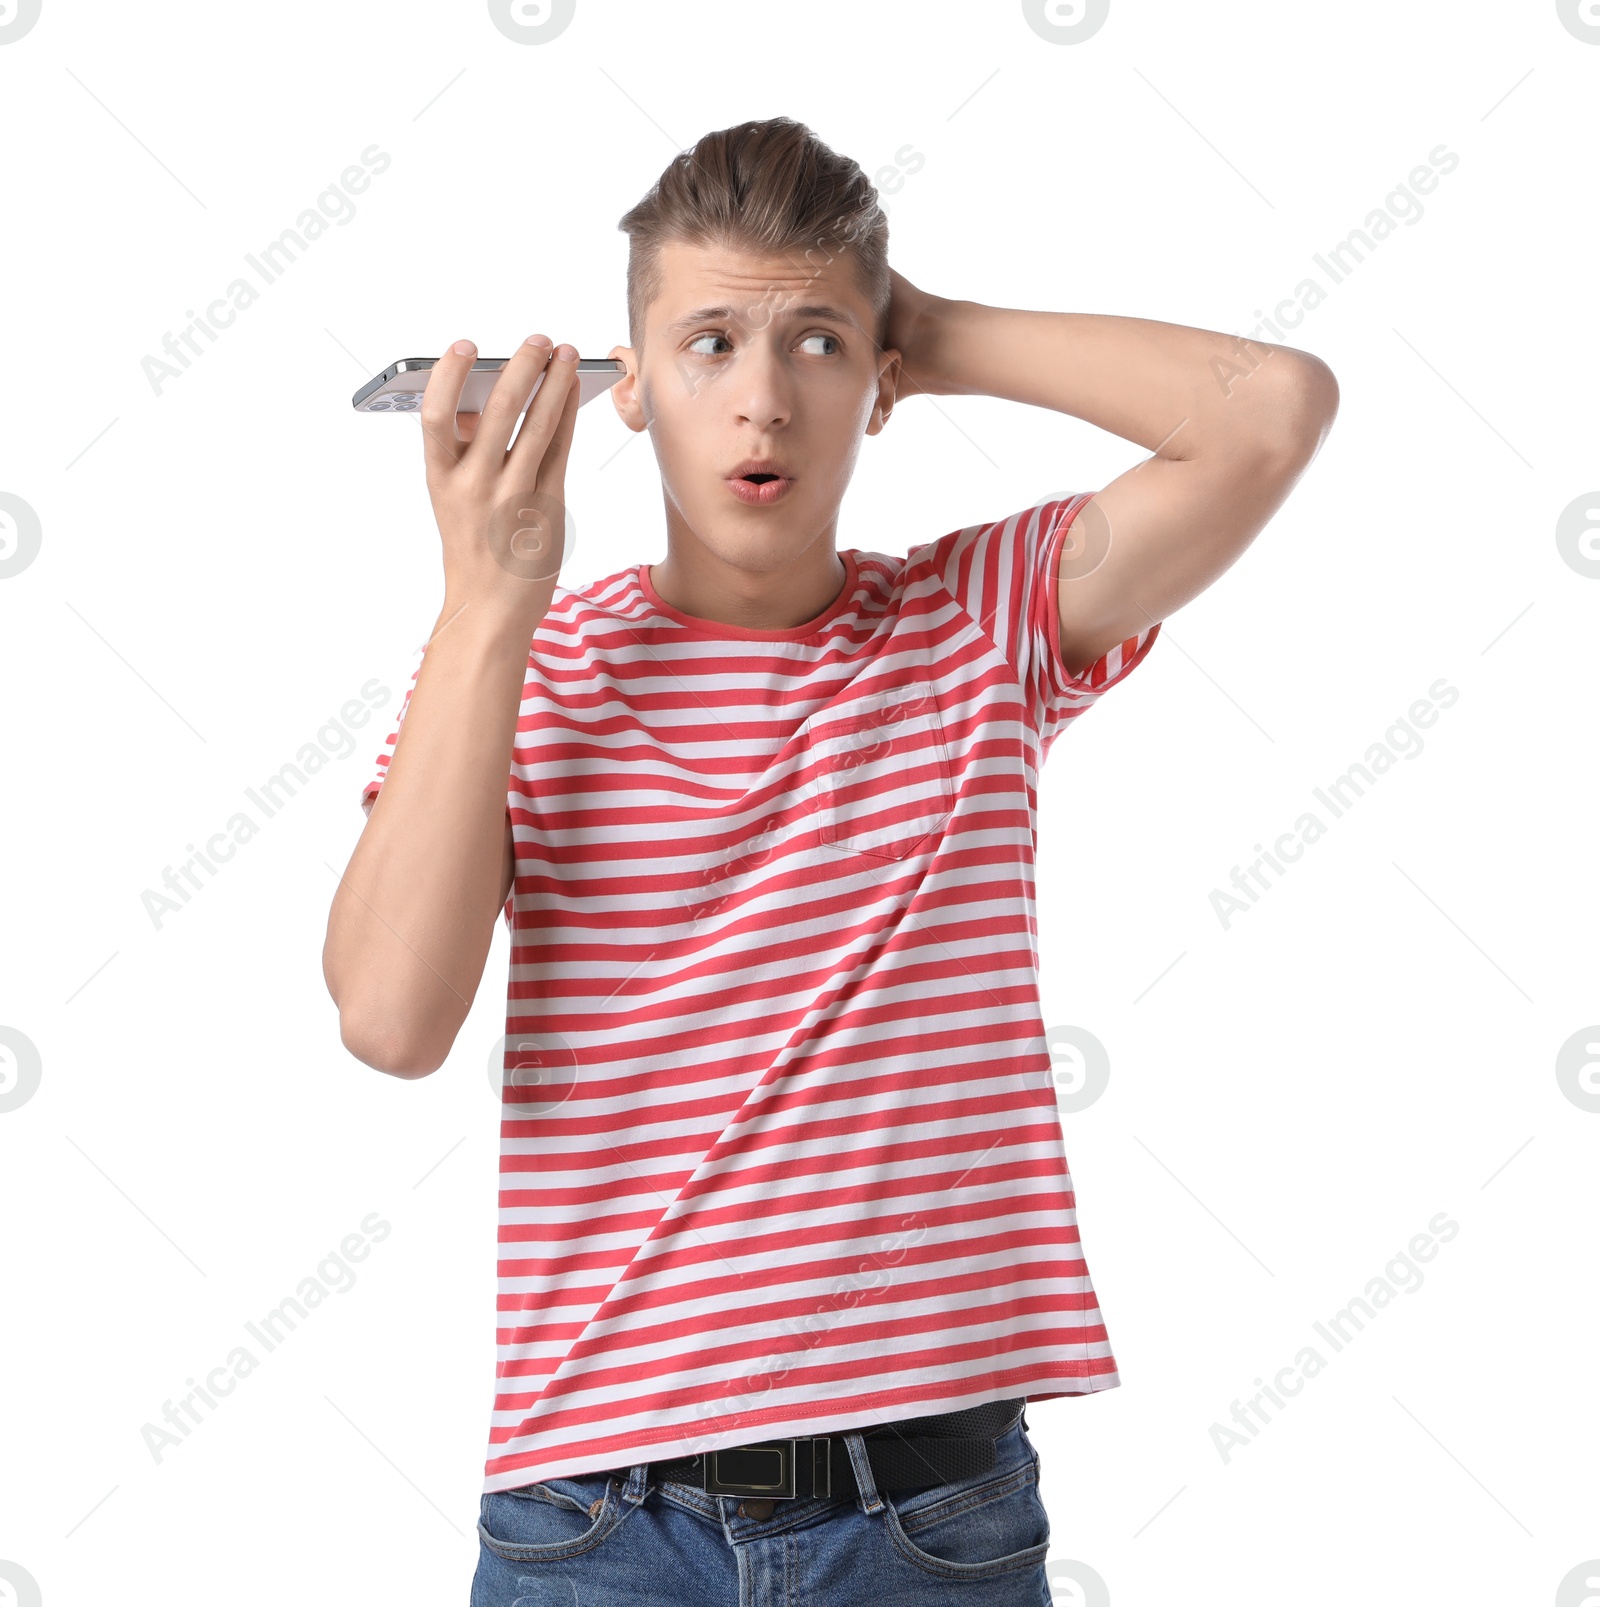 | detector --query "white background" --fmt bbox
[2,1,1596,1603]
